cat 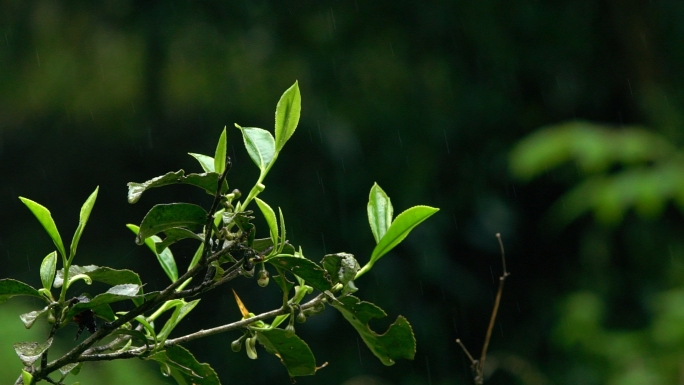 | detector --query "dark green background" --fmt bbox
[2,1,683,384]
